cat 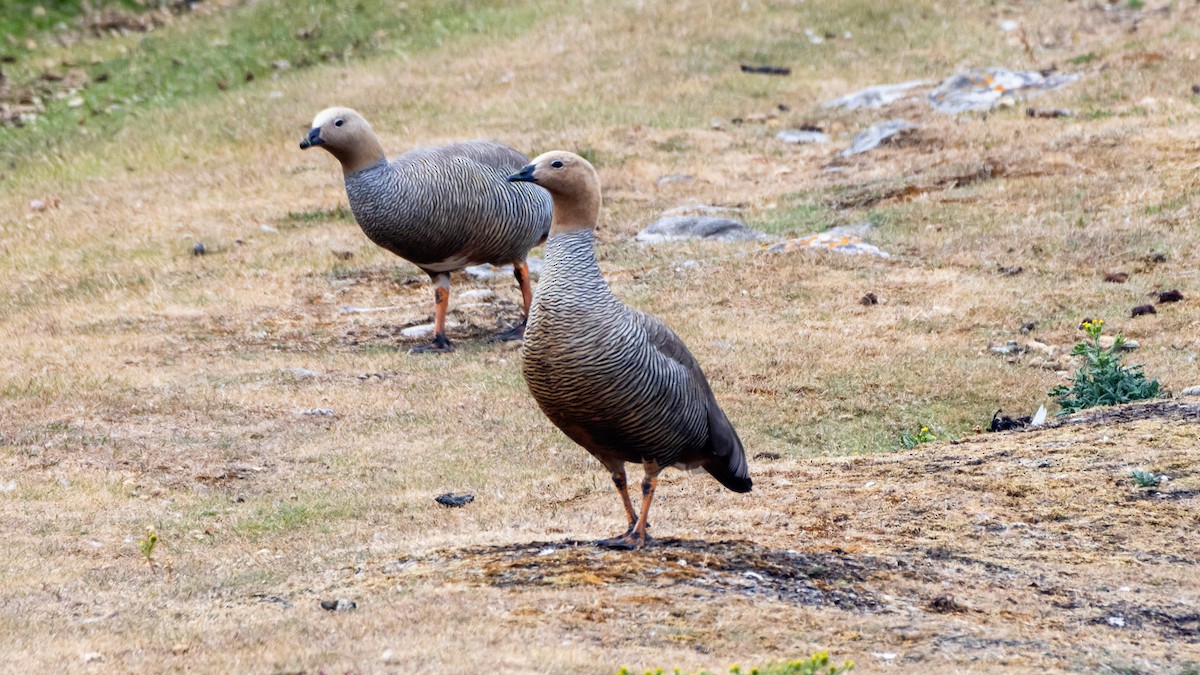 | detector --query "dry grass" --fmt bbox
[2,0,1199,672]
